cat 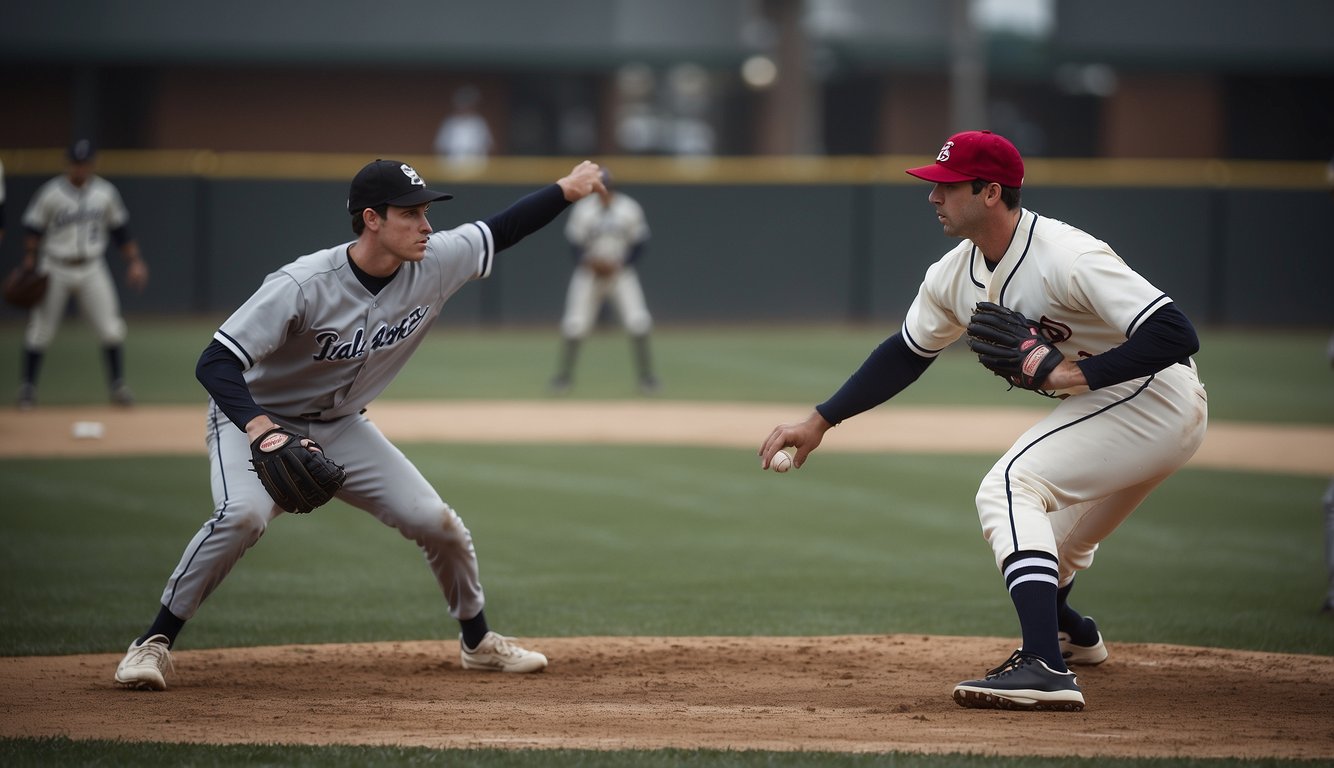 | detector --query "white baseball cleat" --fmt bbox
[460,632,548,673]
[1059,620,1109,666]
[114,634,174,690]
